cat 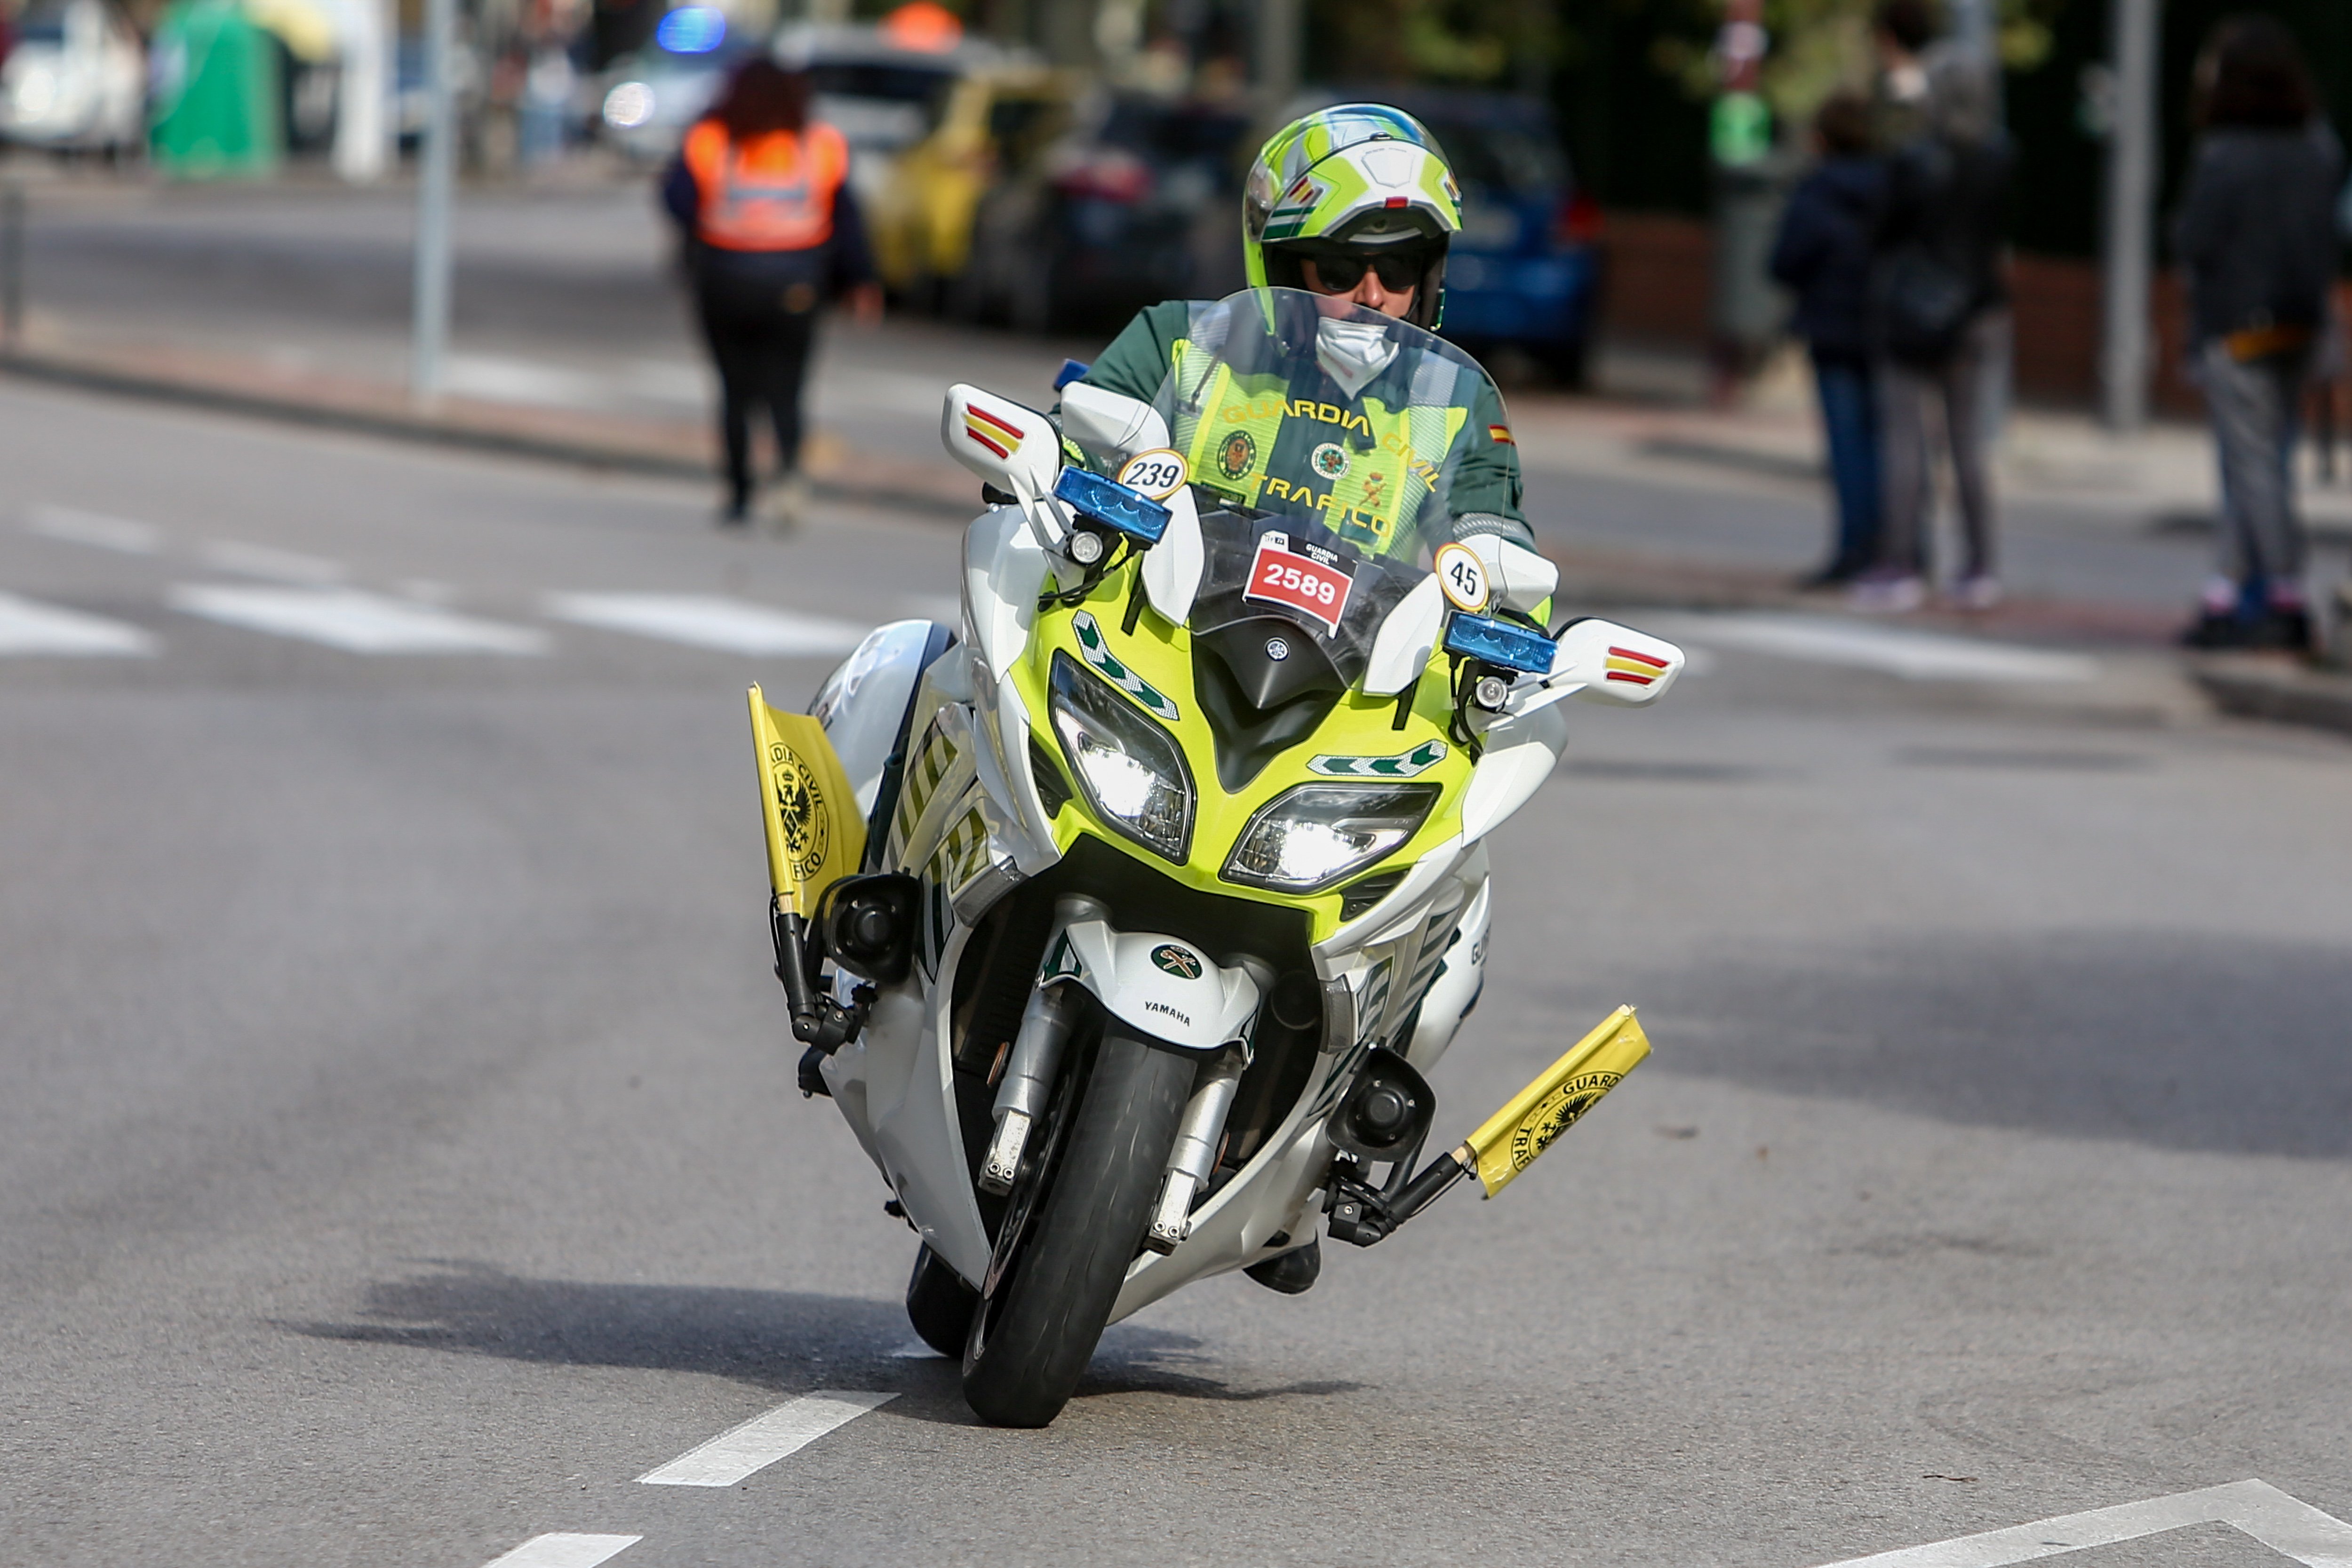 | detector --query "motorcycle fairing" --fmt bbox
[1044,919,1262,1053]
